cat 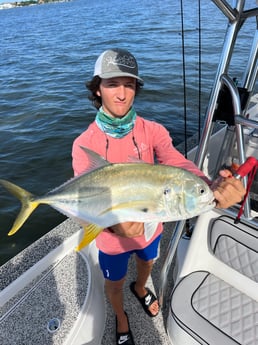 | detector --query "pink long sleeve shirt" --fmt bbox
[72,115,206,254]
